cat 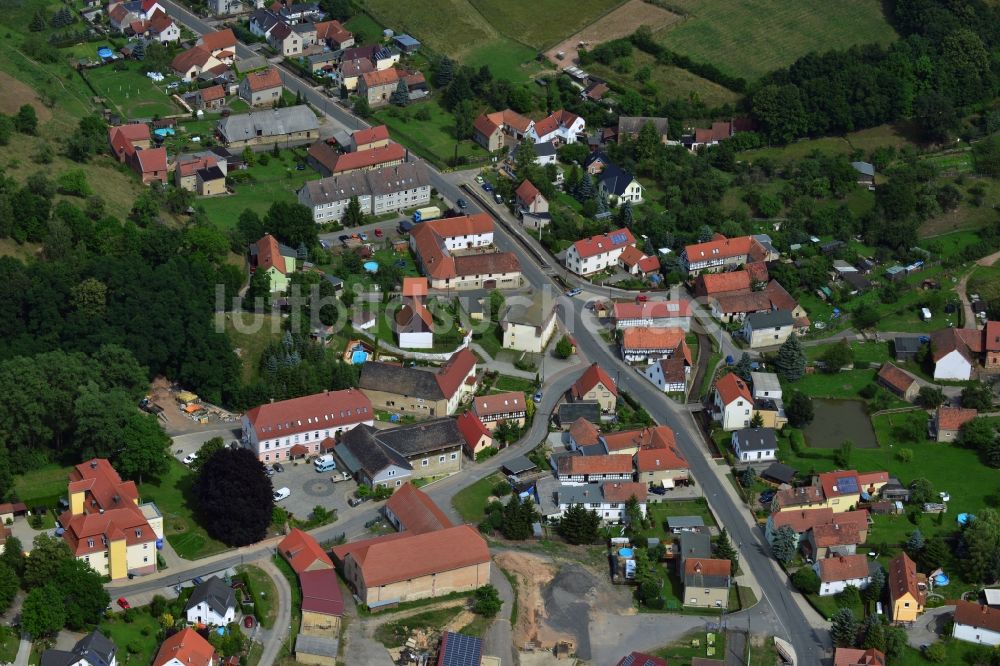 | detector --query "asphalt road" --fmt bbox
[143,8,826,660]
